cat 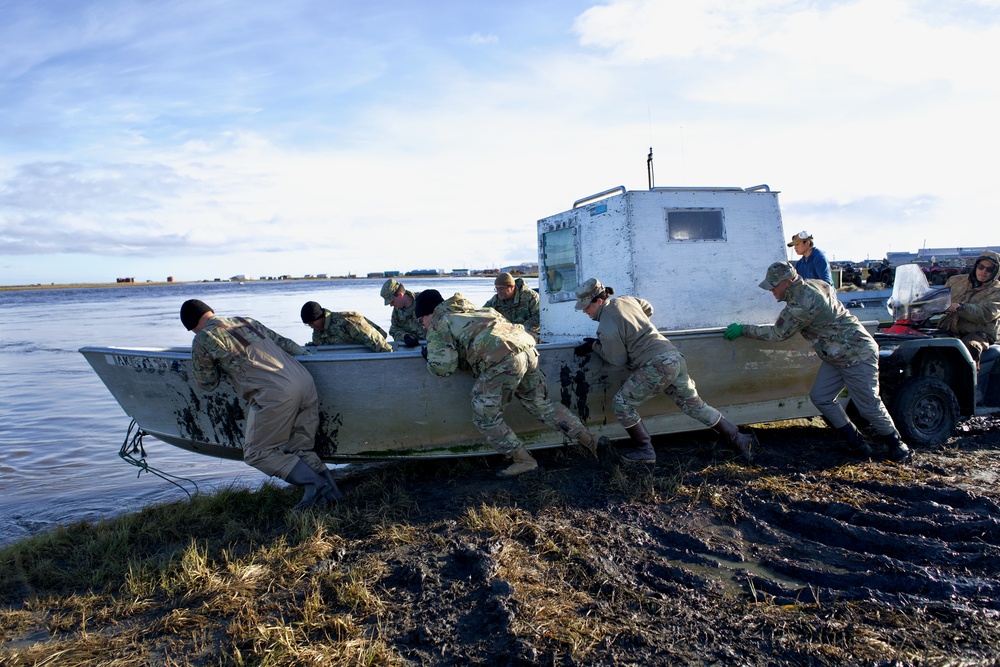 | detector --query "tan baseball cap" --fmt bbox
[786,230,813,247]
